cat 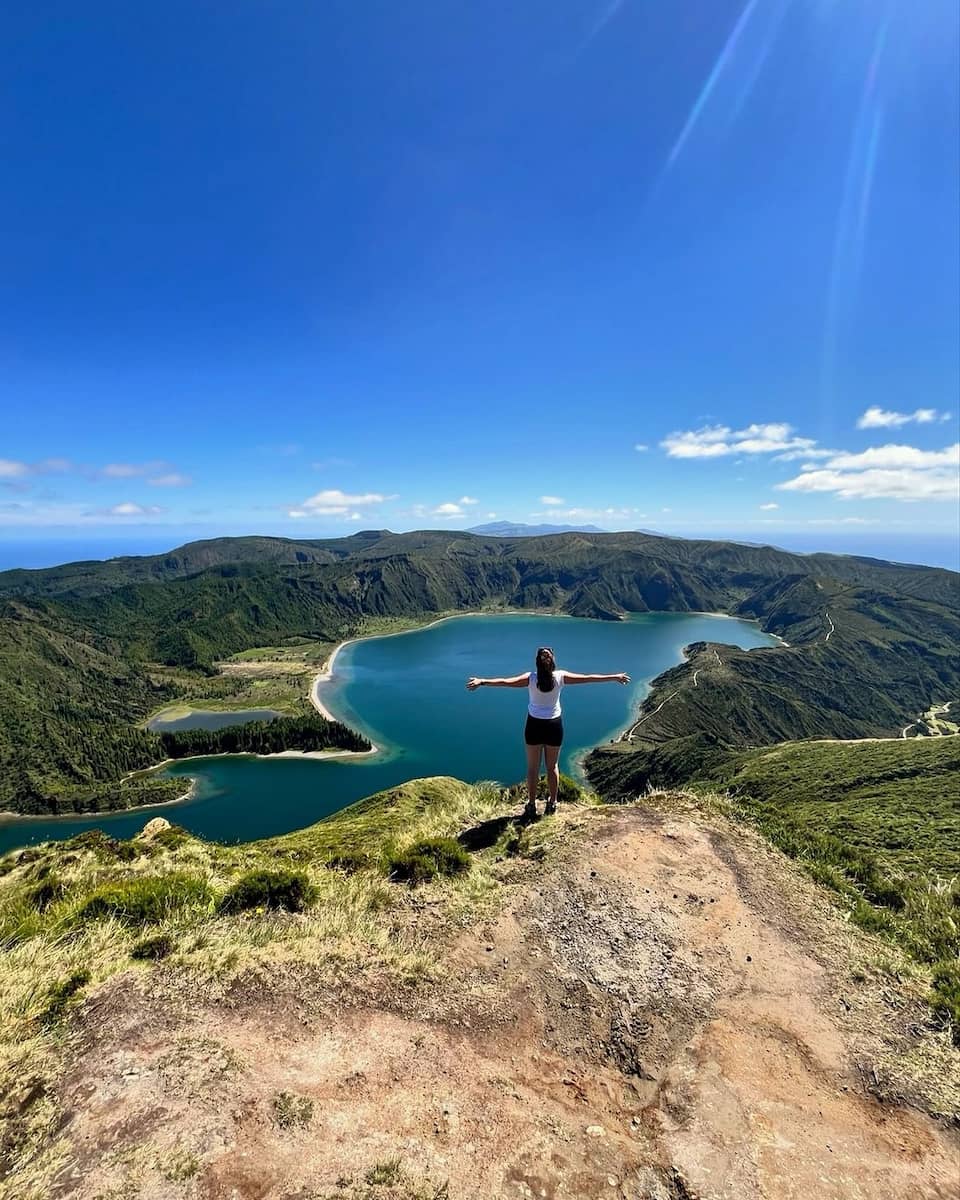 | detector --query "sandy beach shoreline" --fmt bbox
[308,608,566,722]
